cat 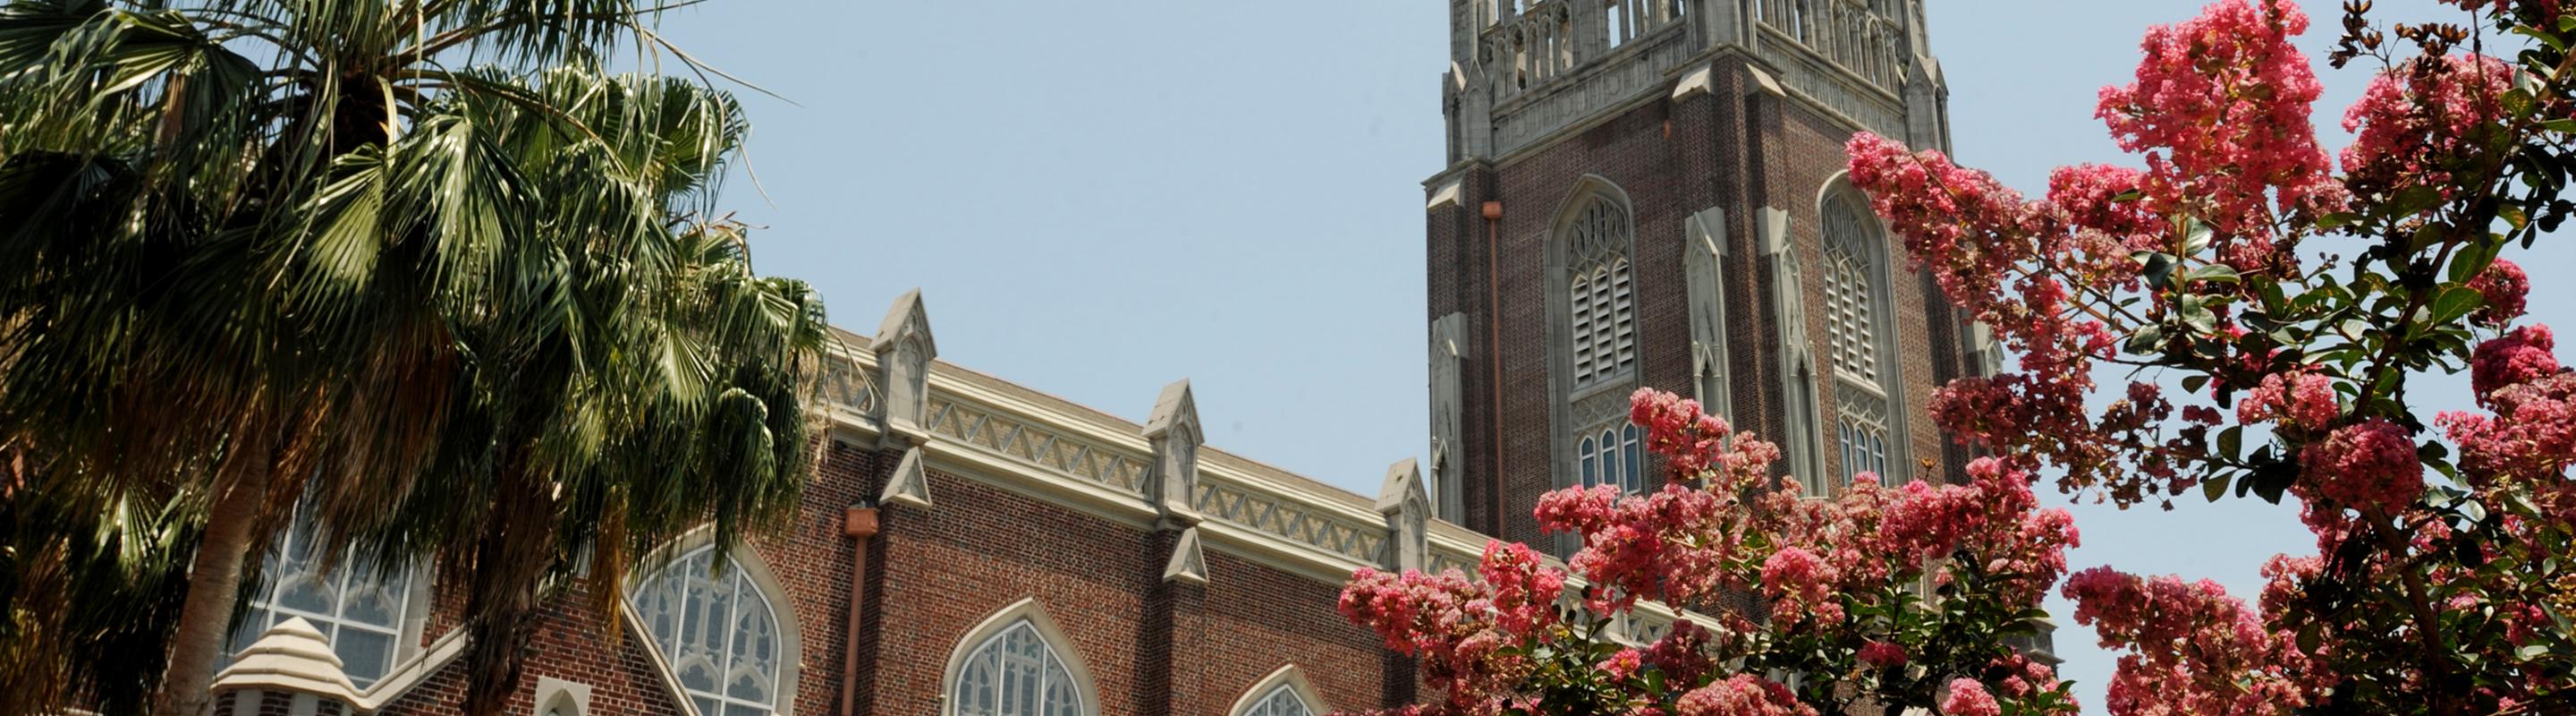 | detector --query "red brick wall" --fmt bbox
[376,581,689,716]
